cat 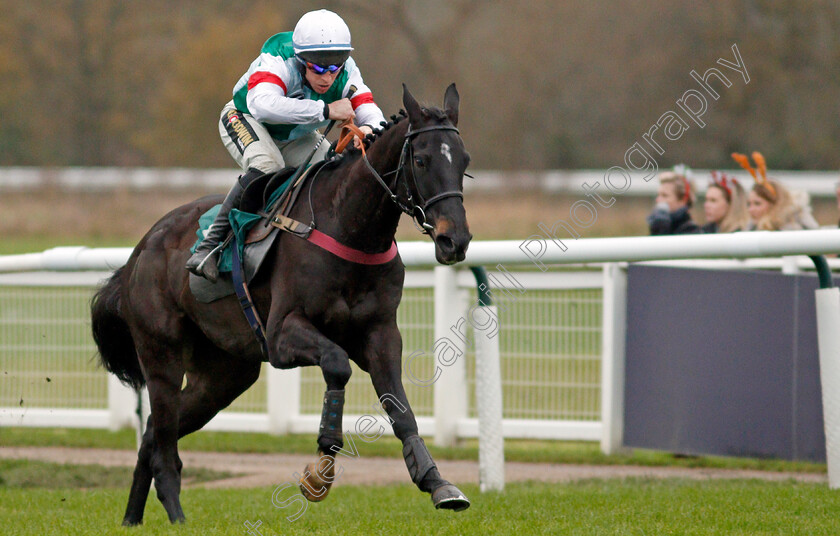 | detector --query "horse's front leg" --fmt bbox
[364,323,470,511]
[268,311,350,502]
